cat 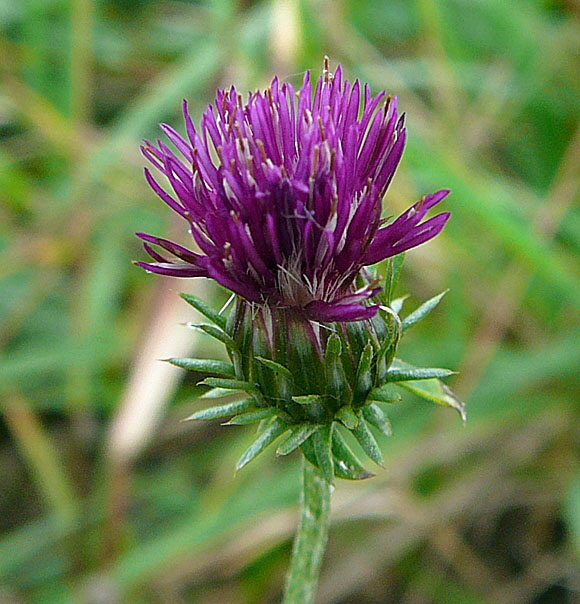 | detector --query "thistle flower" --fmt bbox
[136,62,463,604]
[137,60,462,485]
[137,60,450,323]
